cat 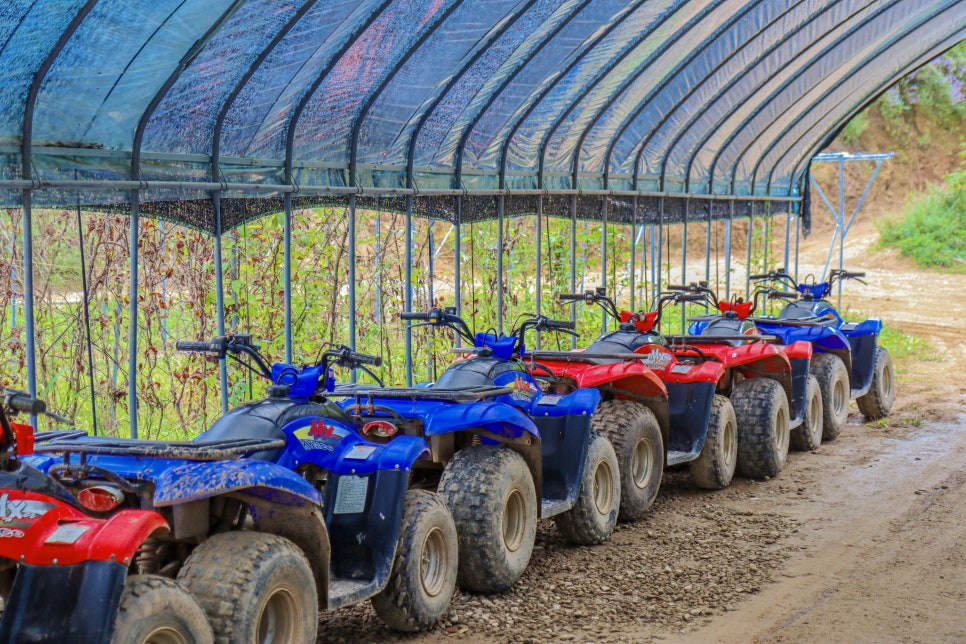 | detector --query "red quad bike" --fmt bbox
[524,293,668,520]
[671,282,824,464]
[0,390,213,643]
[530,289,736,492]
